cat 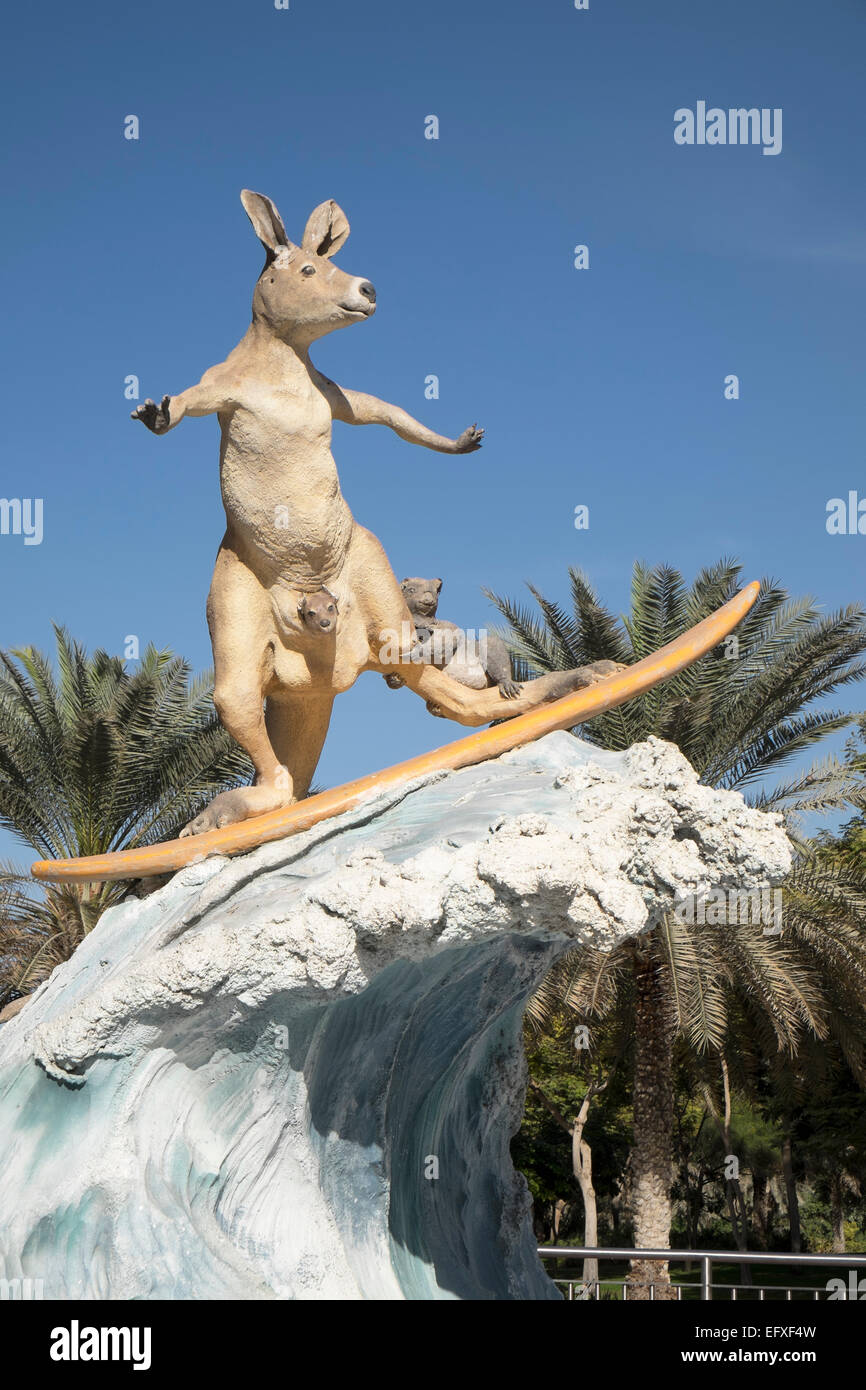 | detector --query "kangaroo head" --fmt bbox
[298,587,339,634]
[401,577,442,620]
[241,190,376,345]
